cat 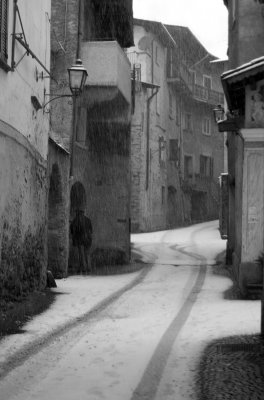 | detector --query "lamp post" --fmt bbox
[68,59,88,178]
